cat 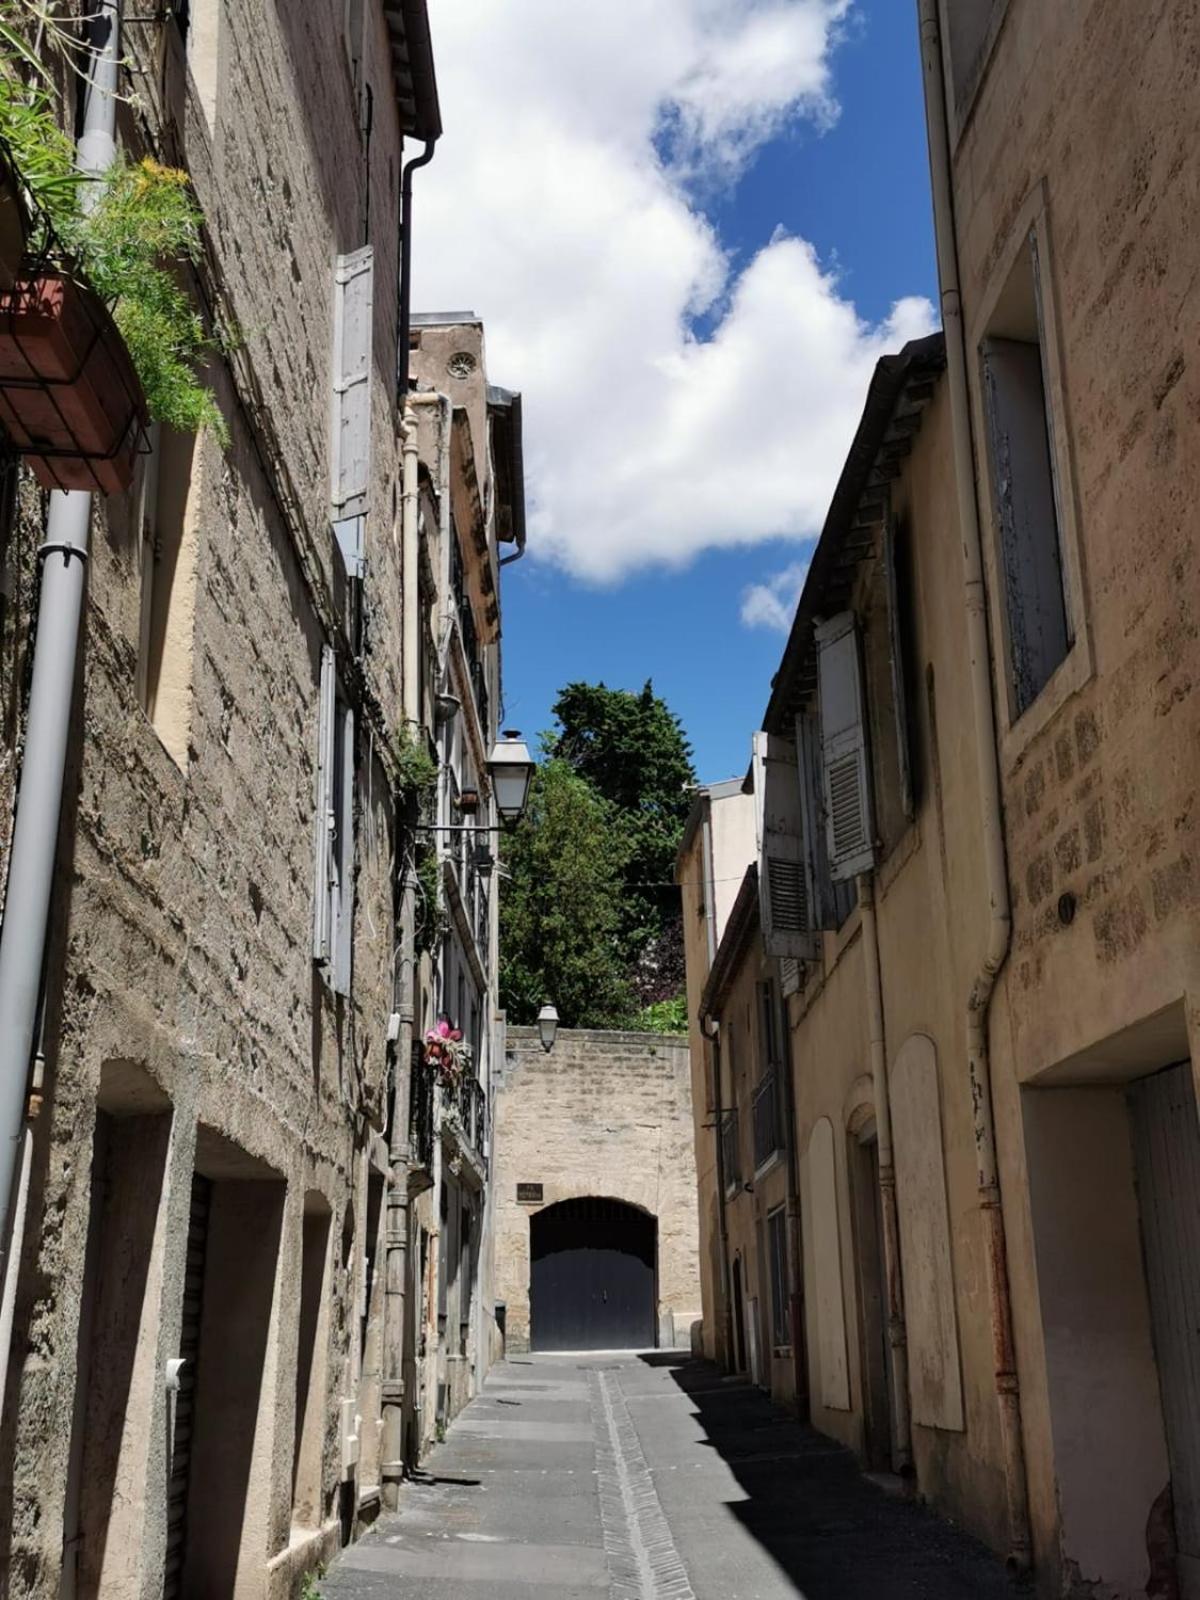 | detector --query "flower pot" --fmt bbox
[0,270,147,493]
[0,153,26,294]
